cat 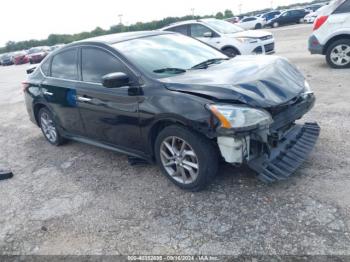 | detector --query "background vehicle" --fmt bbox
[12,50,29,65]
[237,16,266,30]
[161,18,275,57]
[304,5,328,23]
[0,53,14,65]
[266,9,308,28]
[309,0,350,68]
[305,3,324,13]
[27,46,50,64]
[23,31,319,191]
[225,16,240,24]
[49,44,65,52]
[260,11,281,22]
